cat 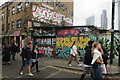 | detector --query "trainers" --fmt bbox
[20,72,23,75]
[28,73,33,76]
[78,64,82,67]
[68,64,72,67]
